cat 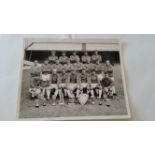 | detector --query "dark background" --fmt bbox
[25,50,120,63]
